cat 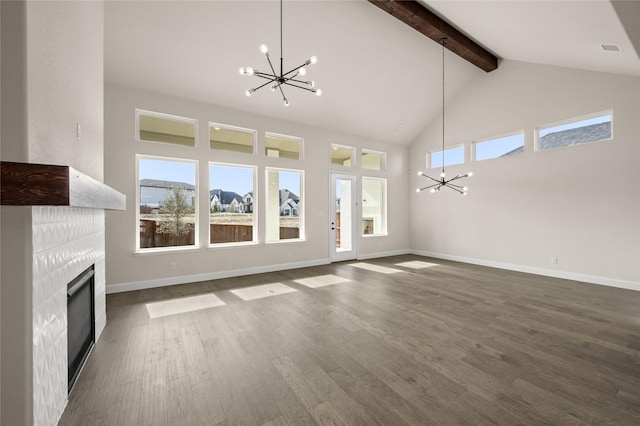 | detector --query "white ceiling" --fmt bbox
[105,1,640,146]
